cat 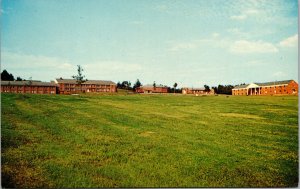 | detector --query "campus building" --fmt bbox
[232,80,298,96]
[182,88,215,95]
[1,80,57,94]
[55,78,117,94]
[136,84,168,93]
